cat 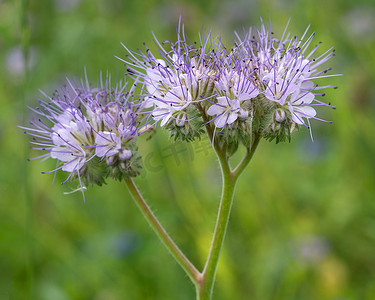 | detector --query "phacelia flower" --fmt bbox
[21,72,142,195]
[236,18,339,140]
[207,63,259,129]
[119,21,221,140]
[120,18,338,145]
